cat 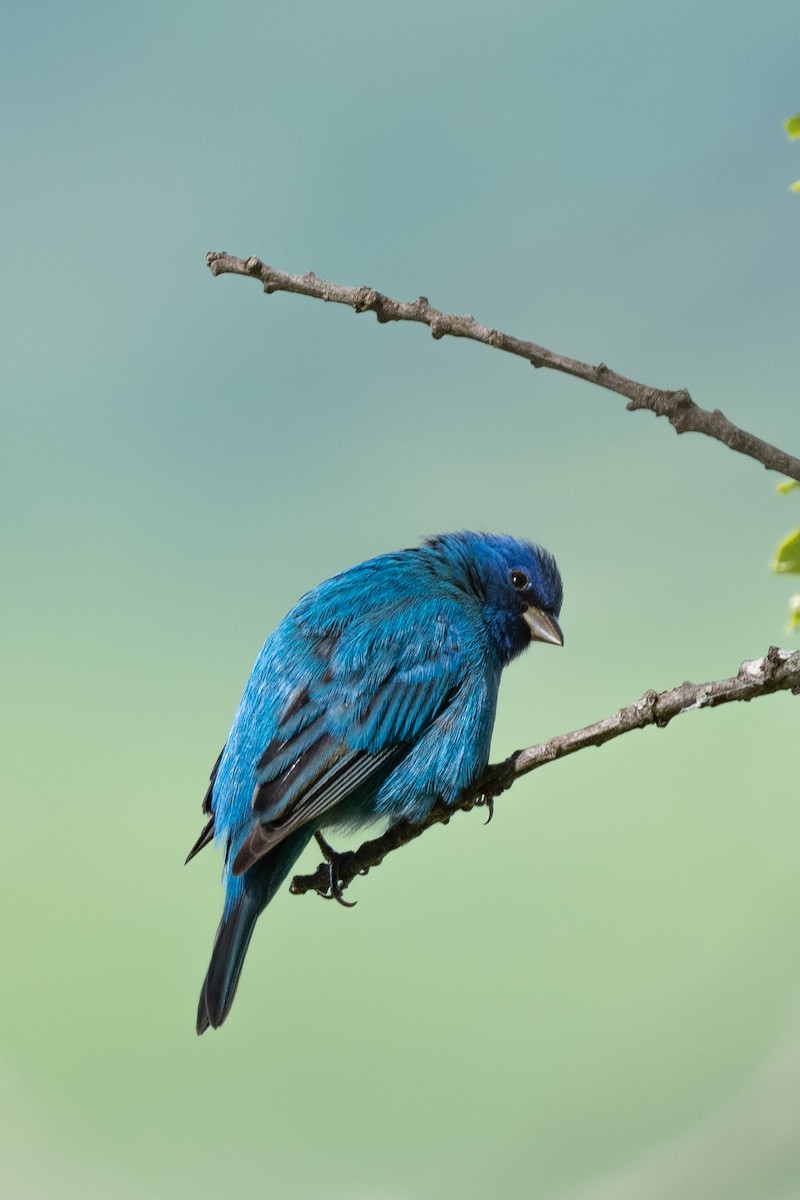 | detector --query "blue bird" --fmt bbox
[188,531,563,1033]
